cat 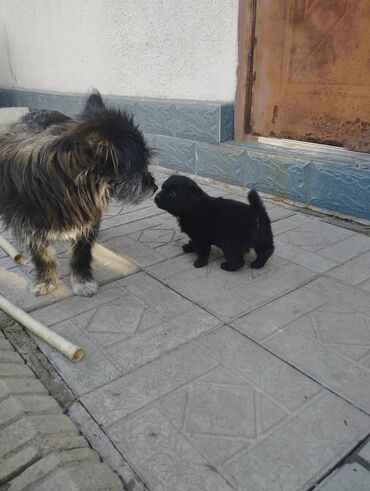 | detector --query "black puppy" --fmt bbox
[0,91,157,296]
[155,175,274,271]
